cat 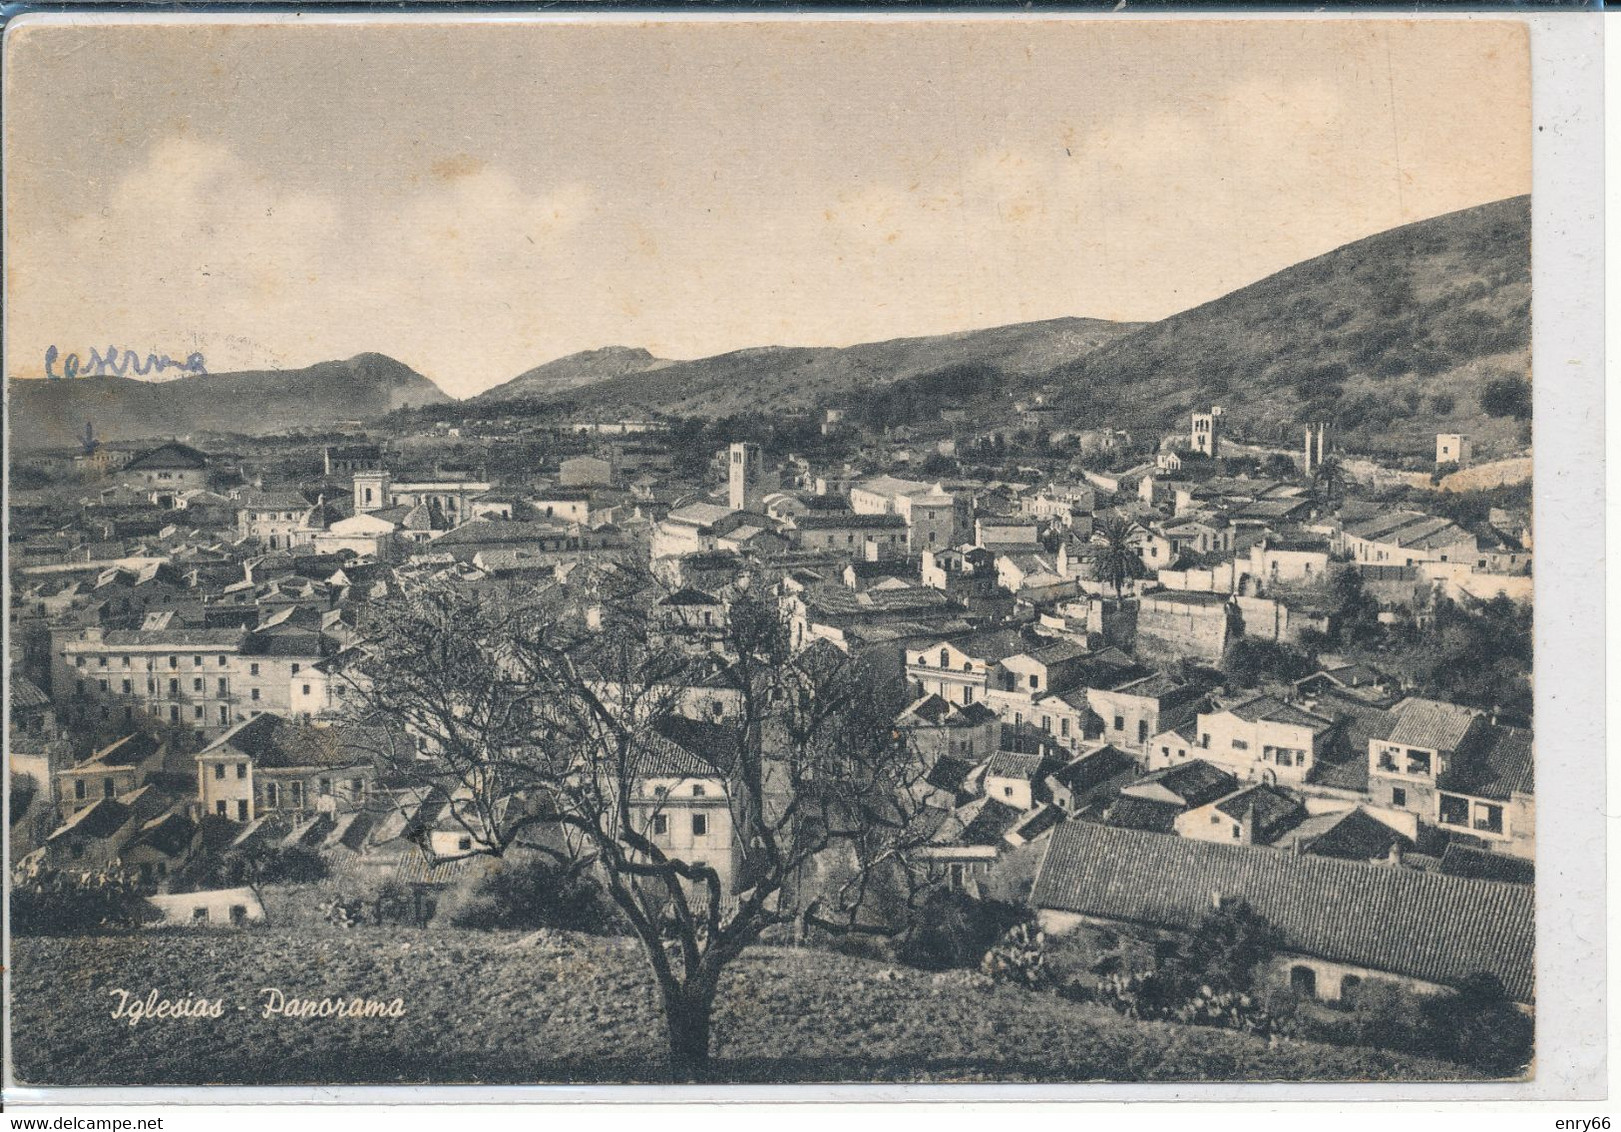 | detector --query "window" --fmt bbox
[651,814,668,836]
[1475,803,1504,835]
[236,800,249,821]
[1113,716,1125,732]
[1029,674,1039,690]
[98,657,108,668]
[236,763,247,780]
[457,836,473,852]
[302,684,312,696]
[98,679,109,693]
[170,706,180,722]
[1210,814,1221,824]
[251,689,261,702]
[218,706,229,725]
[1232,826,1241,840]
[1137,720,1149,744]
[1231,739,1249,751]
[230,905,248,926]
[1339,975,1362,1004]
[290,782,303,807]
[319,778,332,796]
[1004,786,1014,798]
[75,656,85,668]
[1061,718,1070,738]
[218,678,228,694]
[121,679,132,694]
[265,783,279,807]
[291,664,301,675]
[194,655,203,667]
[193,907,210,922]
[939,649,949,668]
[1392,787,1407,808]
[215,800,227,816]
[168,679,178,696]
[74,779,87,801]
[219,656,228,666]
[168,656,178,669]
[214,763,226,780]
[351,778,364,797]
[692,784,705,797]
[249,664,260,677]
[1404,750,1432,776]
[691,814,708,837]
[193,678,204,692]
[122,656,131,669]
[194,705,204,720]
